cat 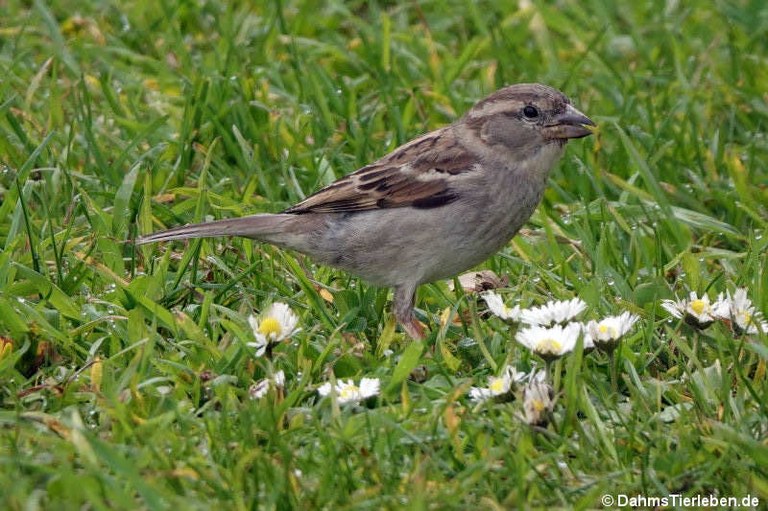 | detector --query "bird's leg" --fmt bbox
[393,284,425,340]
